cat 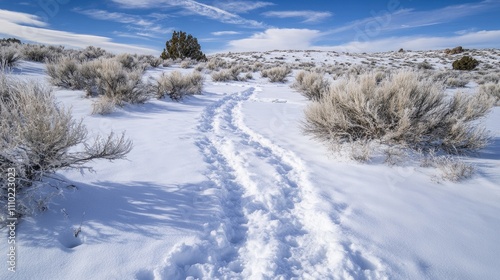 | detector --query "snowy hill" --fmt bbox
[1,48,500,280]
